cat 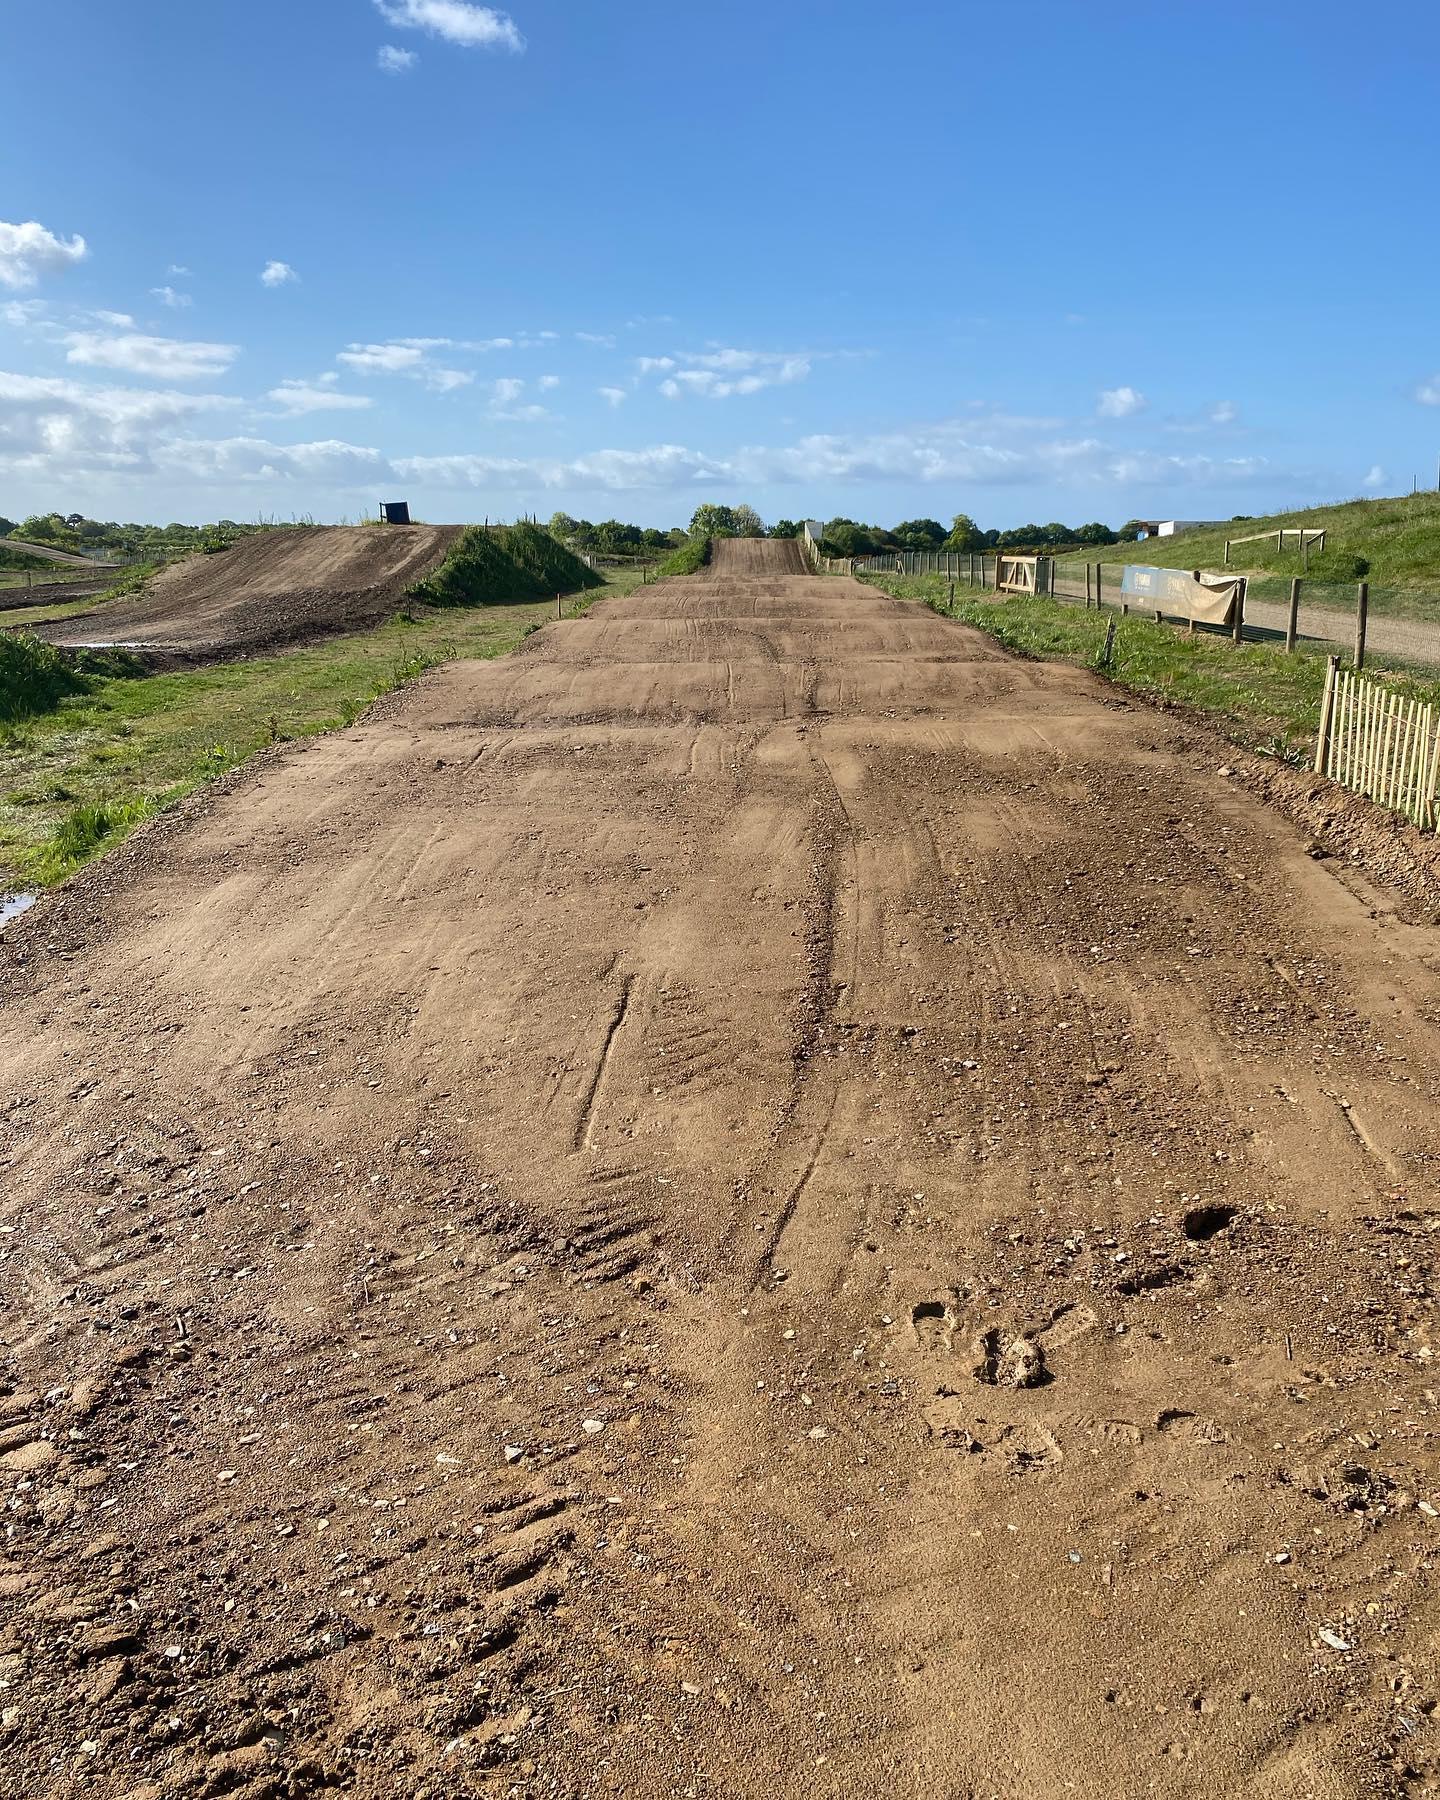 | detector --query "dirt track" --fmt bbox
[36,526,462,663]
[3,542,1439,1797]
